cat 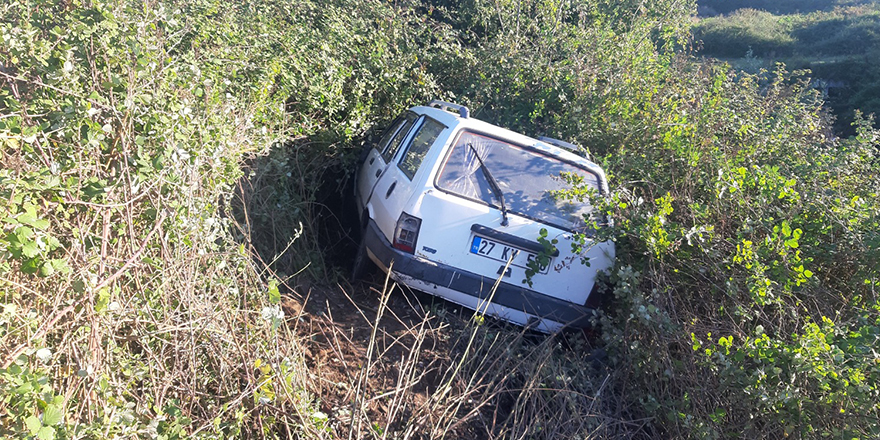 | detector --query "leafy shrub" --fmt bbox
[3,0,878,438]
[568,61,880,437]
[0,0,402,437]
